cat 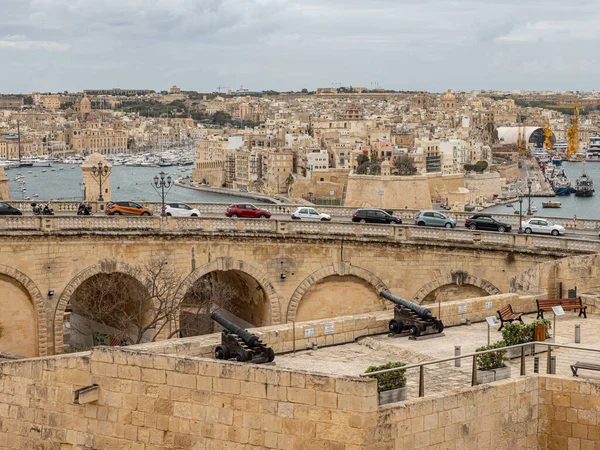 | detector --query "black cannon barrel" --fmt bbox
[380,291,433,319]
[211,311,261,348]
